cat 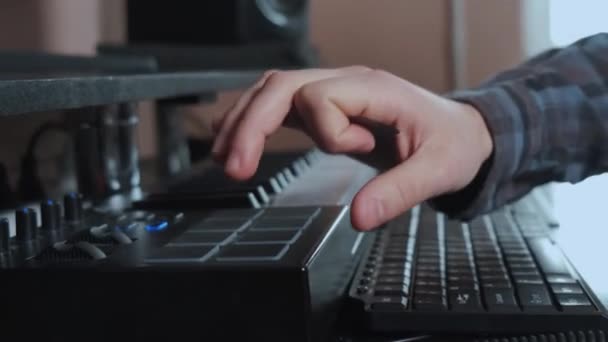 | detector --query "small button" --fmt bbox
[359,277,372,285]
[145,219,169,232]
[357,286,370,295]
